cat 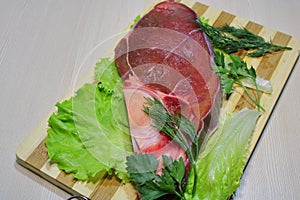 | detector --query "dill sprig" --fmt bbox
[196,20,292,57]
